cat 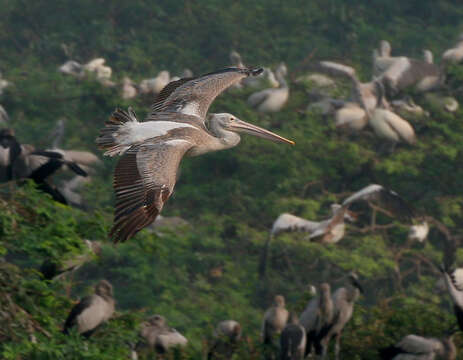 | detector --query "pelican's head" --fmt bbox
[147,314,166,327]
[274,294,285,307]
[379,40,391,56]
[208,113,294,145]
[347,272,364,293]
[95,279,113,297]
